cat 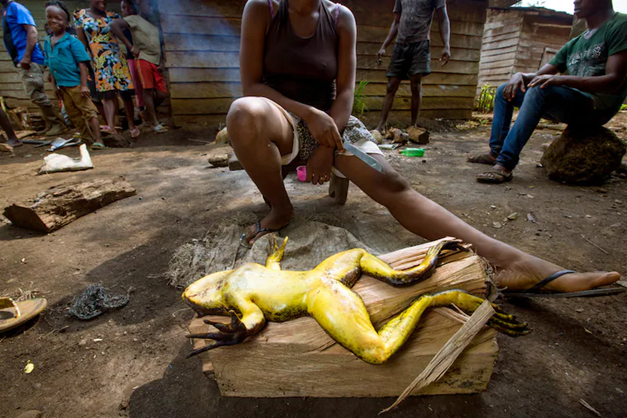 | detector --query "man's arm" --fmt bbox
[528,50,627,94]
[20,24,38,69]
[110,19,136,56]
[378,13,400,60]
[435,5,450,66]
[502,63,559,101]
